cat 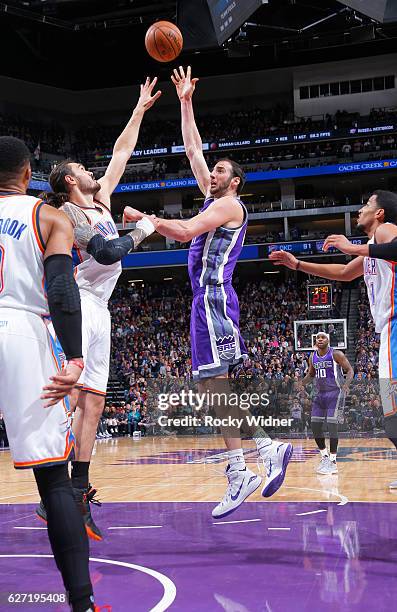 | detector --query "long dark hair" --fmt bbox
[39,191,70,209]
[44,159,75,208]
